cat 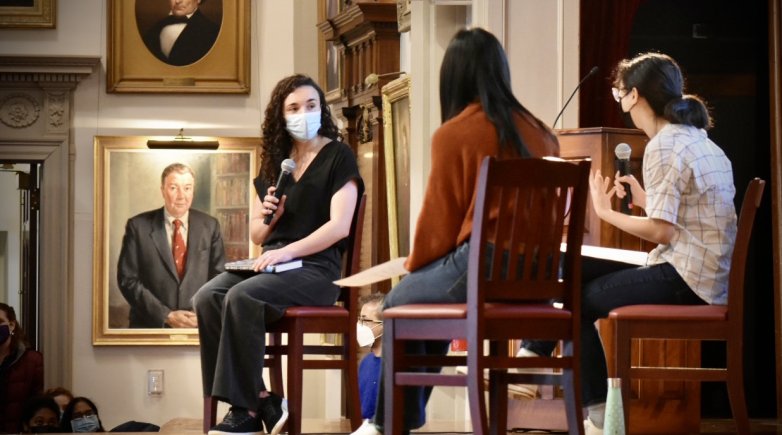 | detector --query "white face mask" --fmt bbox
[285,111,321,142]
[357,322,381,347]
